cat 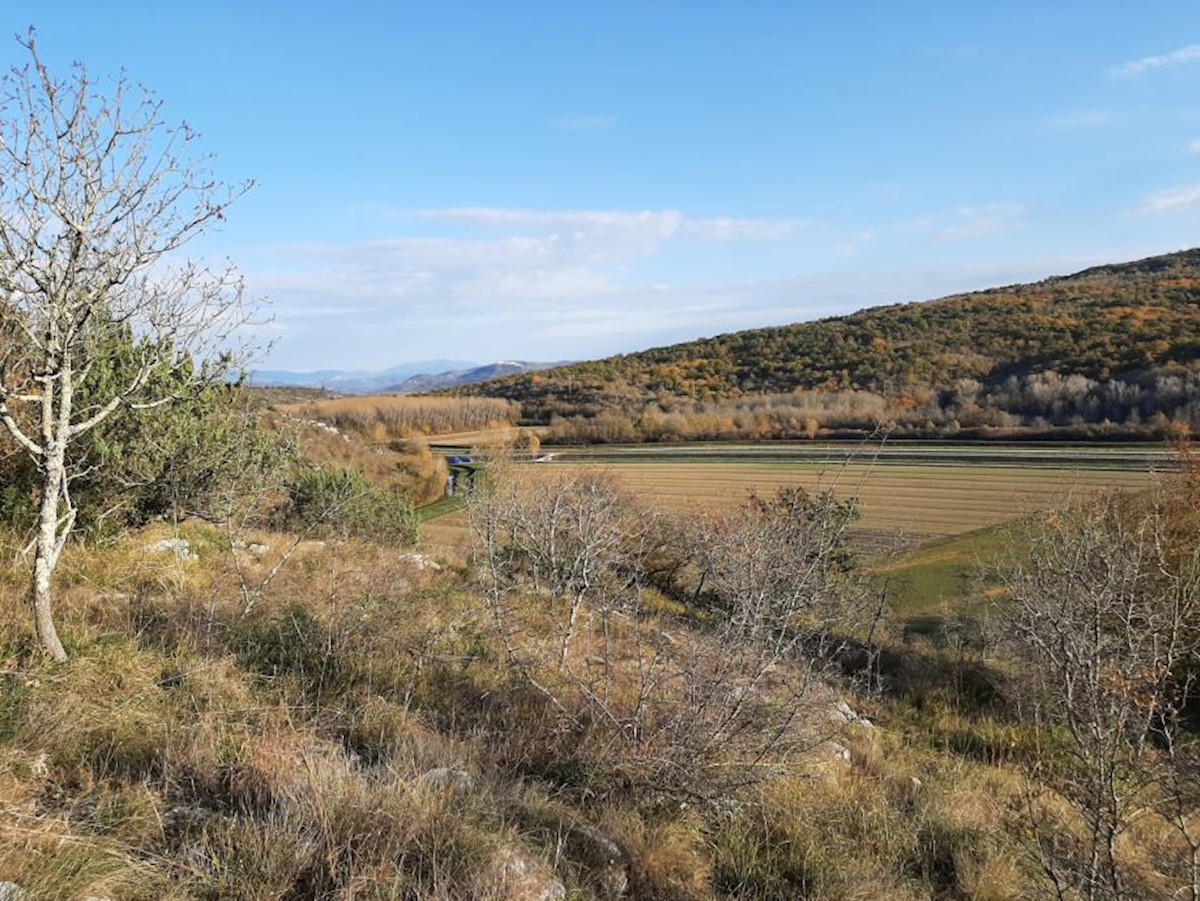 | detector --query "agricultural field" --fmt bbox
[555,460,1153,538]
[418,444,1165,563]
